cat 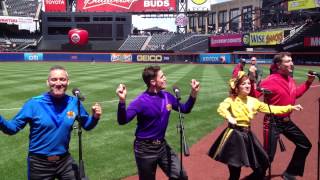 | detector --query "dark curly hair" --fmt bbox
[142,65,161,87]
